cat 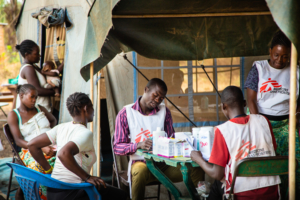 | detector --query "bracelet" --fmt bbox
[84,175,91,182]
[44,166,53,174]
